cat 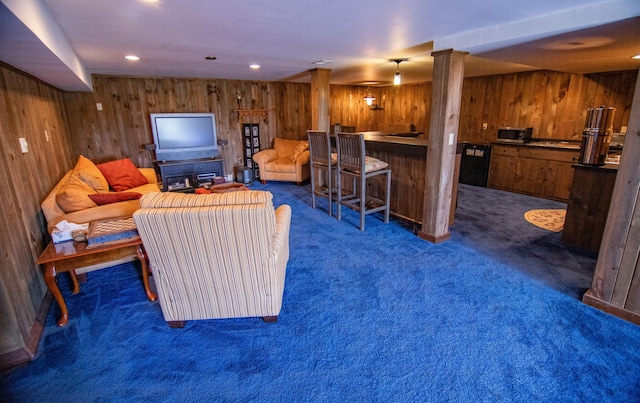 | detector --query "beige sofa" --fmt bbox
[41,156,161,233]
[252,138,310,185]
[133,190,291,326]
